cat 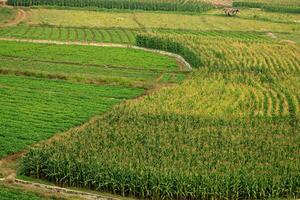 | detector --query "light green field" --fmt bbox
[233,0,300,13]
[0,75,144,158]
[25,9,299,33]
[233,0,300,6]
[0,41,178,71]
[0,40,185,87]
[207,8,300,23]
[0,25,139,44]
[0,39,186,157]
